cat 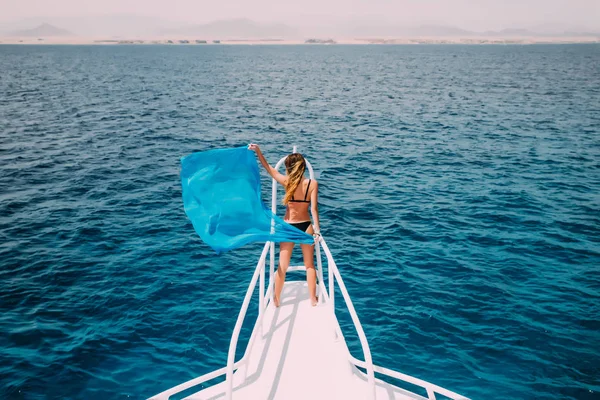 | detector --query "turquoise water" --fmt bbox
[0,44,599,400]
